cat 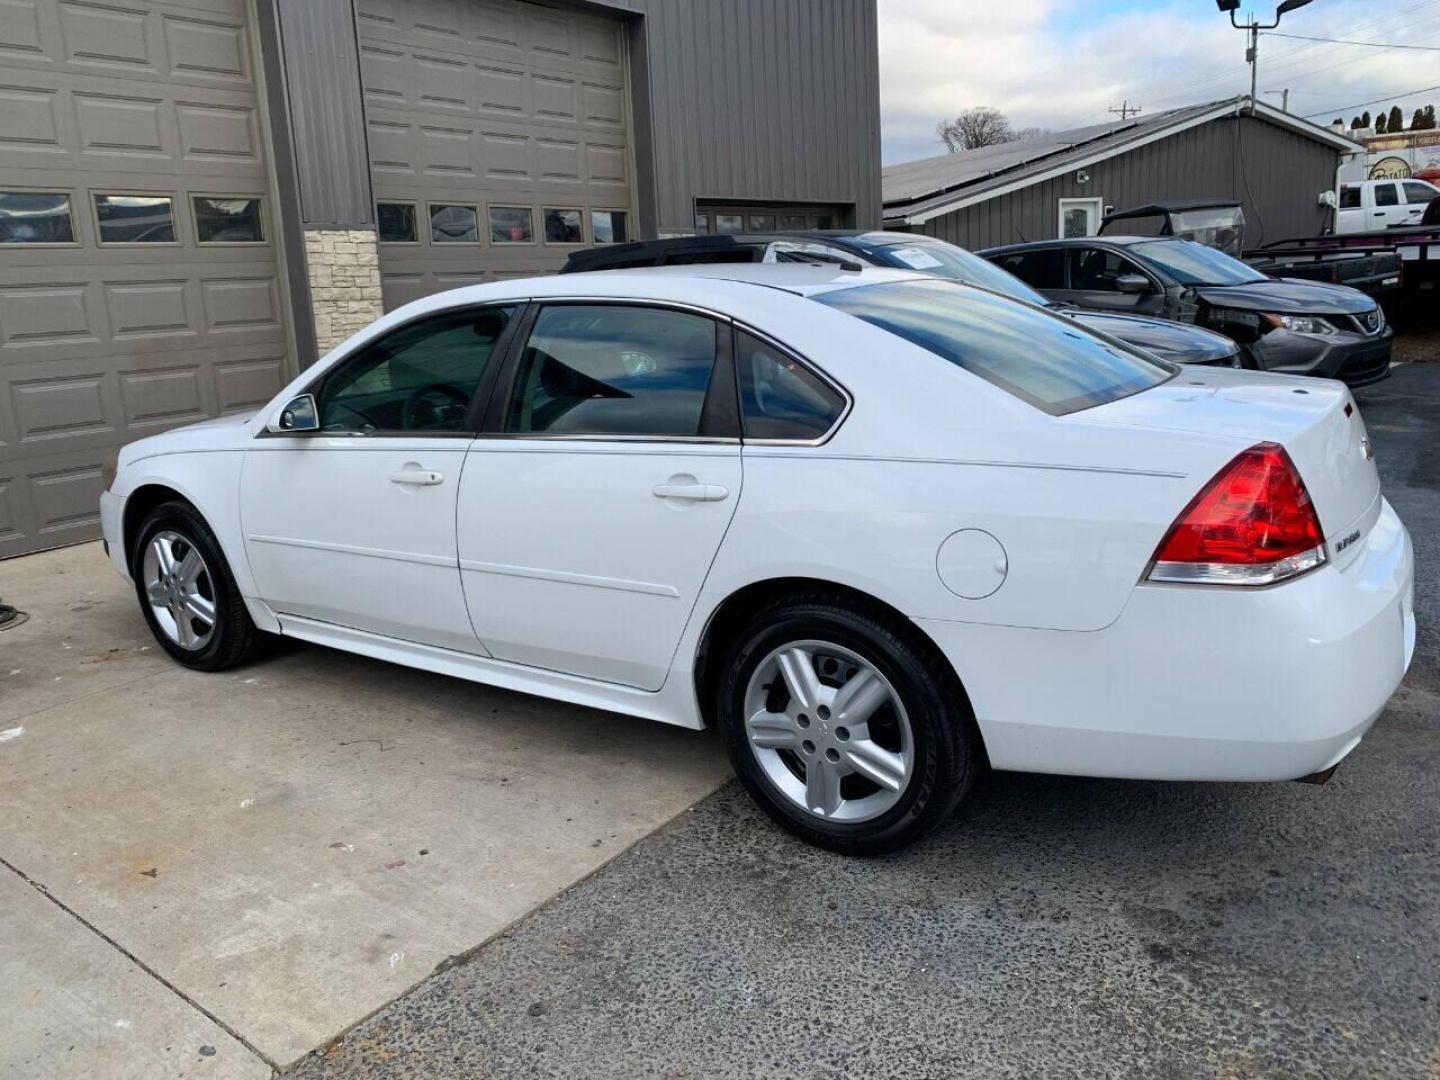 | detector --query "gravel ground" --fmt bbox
[285,365,1440,1080]
[1392,325,1440,365]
